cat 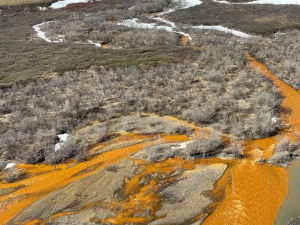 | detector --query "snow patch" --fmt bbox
[4,163,16,169]
[271,117,277,124]
[117,18,174,32]
[171,141,192,149]
[32,22,53,43]
[178,0,203,9]
[191,25,253,38]
[177,31,192,40]
[117,18,192,40]
[38,6,48,11]
[55,133,69,152]
[88,40,102,47]
[50,0,102,9]
[159,0,202,15]
[151,17,176,28]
